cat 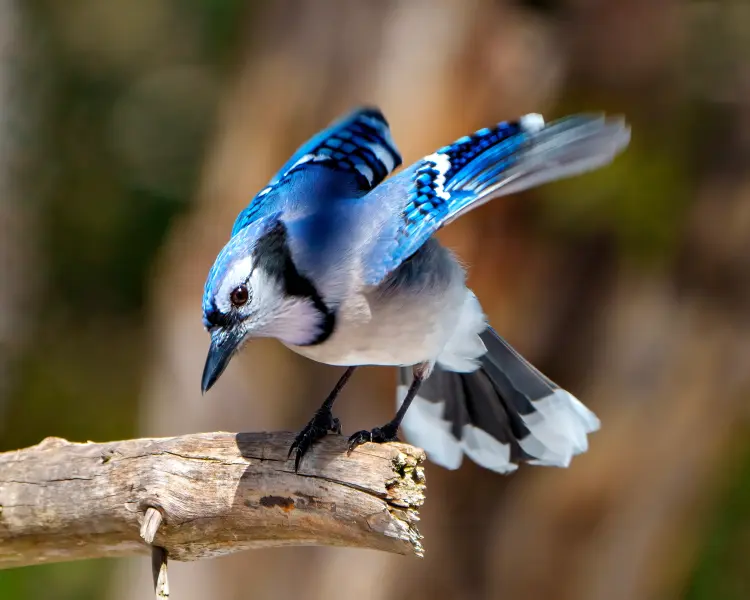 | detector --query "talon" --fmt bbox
[287,439,299,460]
[347,425,399,454]
[288,408,341,472]
[294,447,305,473]
[346,431,369,454]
